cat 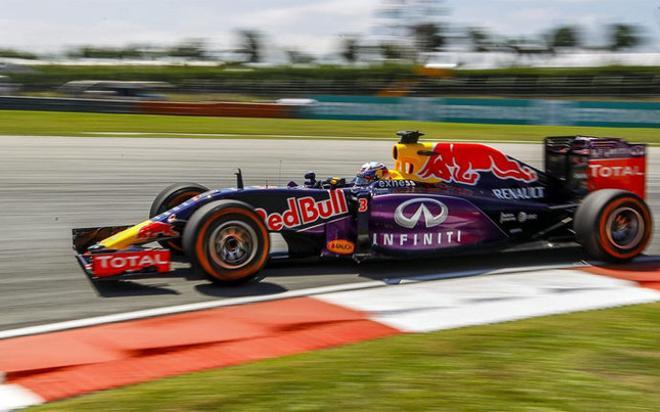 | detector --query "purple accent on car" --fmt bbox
[369,193,506,253]
[322,216,355,257]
